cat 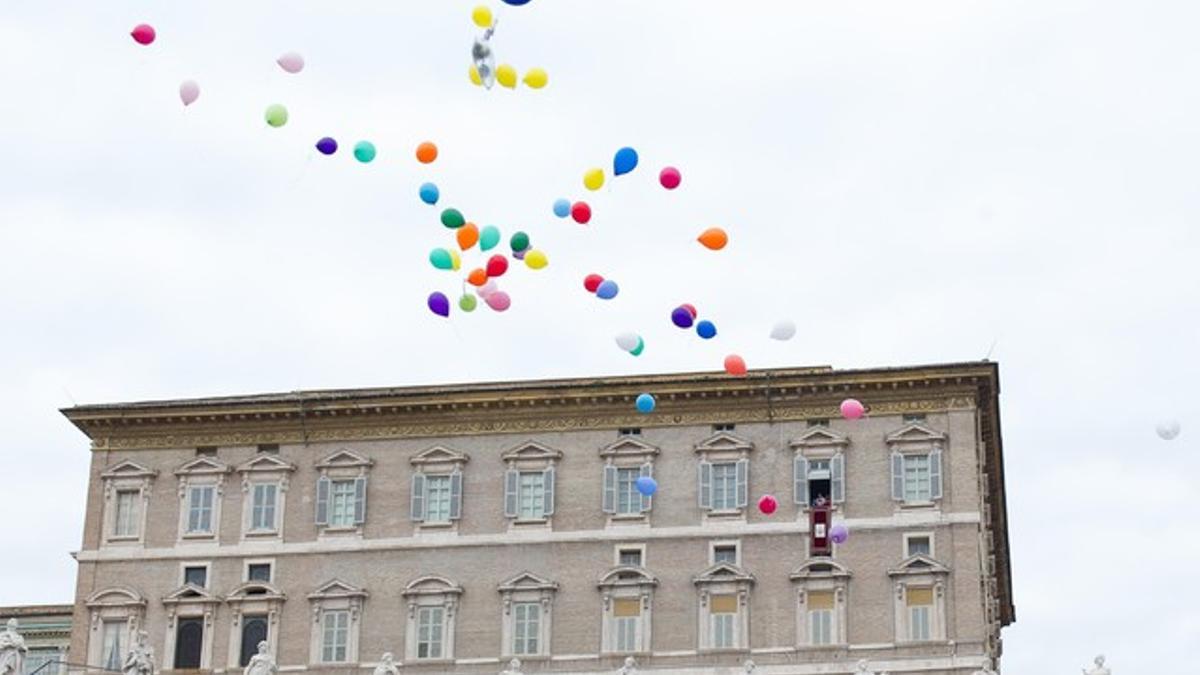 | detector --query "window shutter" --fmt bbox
[831,452,845,503]
[449,470,463,520]
[735,458,748,508]
[794,456,809,505]
[698,461,712,509]
[543,466,556,516]
[602,465,616,514]
[891,452,905,501]
[410,473,426,522]
[315,476,330,525]
[504,469,519,518]
[353,476,368,524]
[930,449,943,499]
[639,462,653,513]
